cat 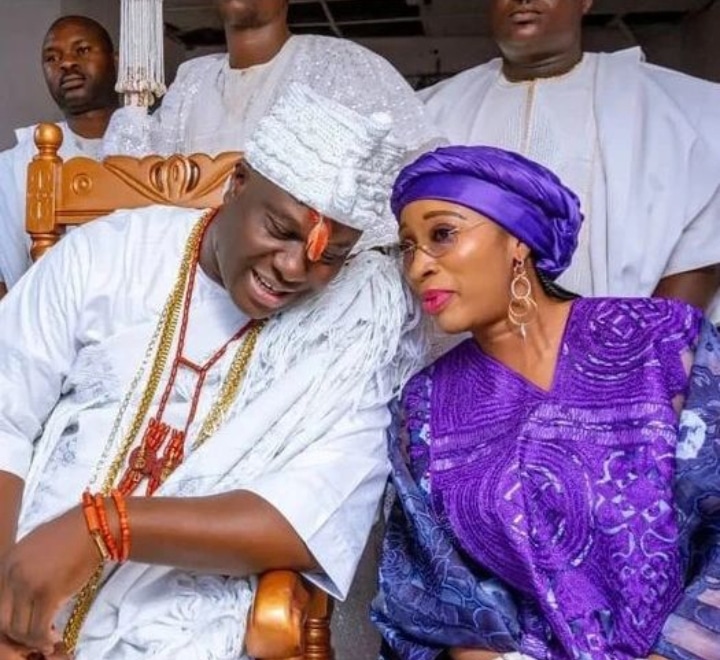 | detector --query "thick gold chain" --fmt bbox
[63,211,265,652]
